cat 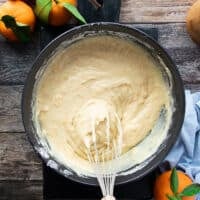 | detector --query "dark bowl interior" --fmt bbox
[22,22,185,186]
